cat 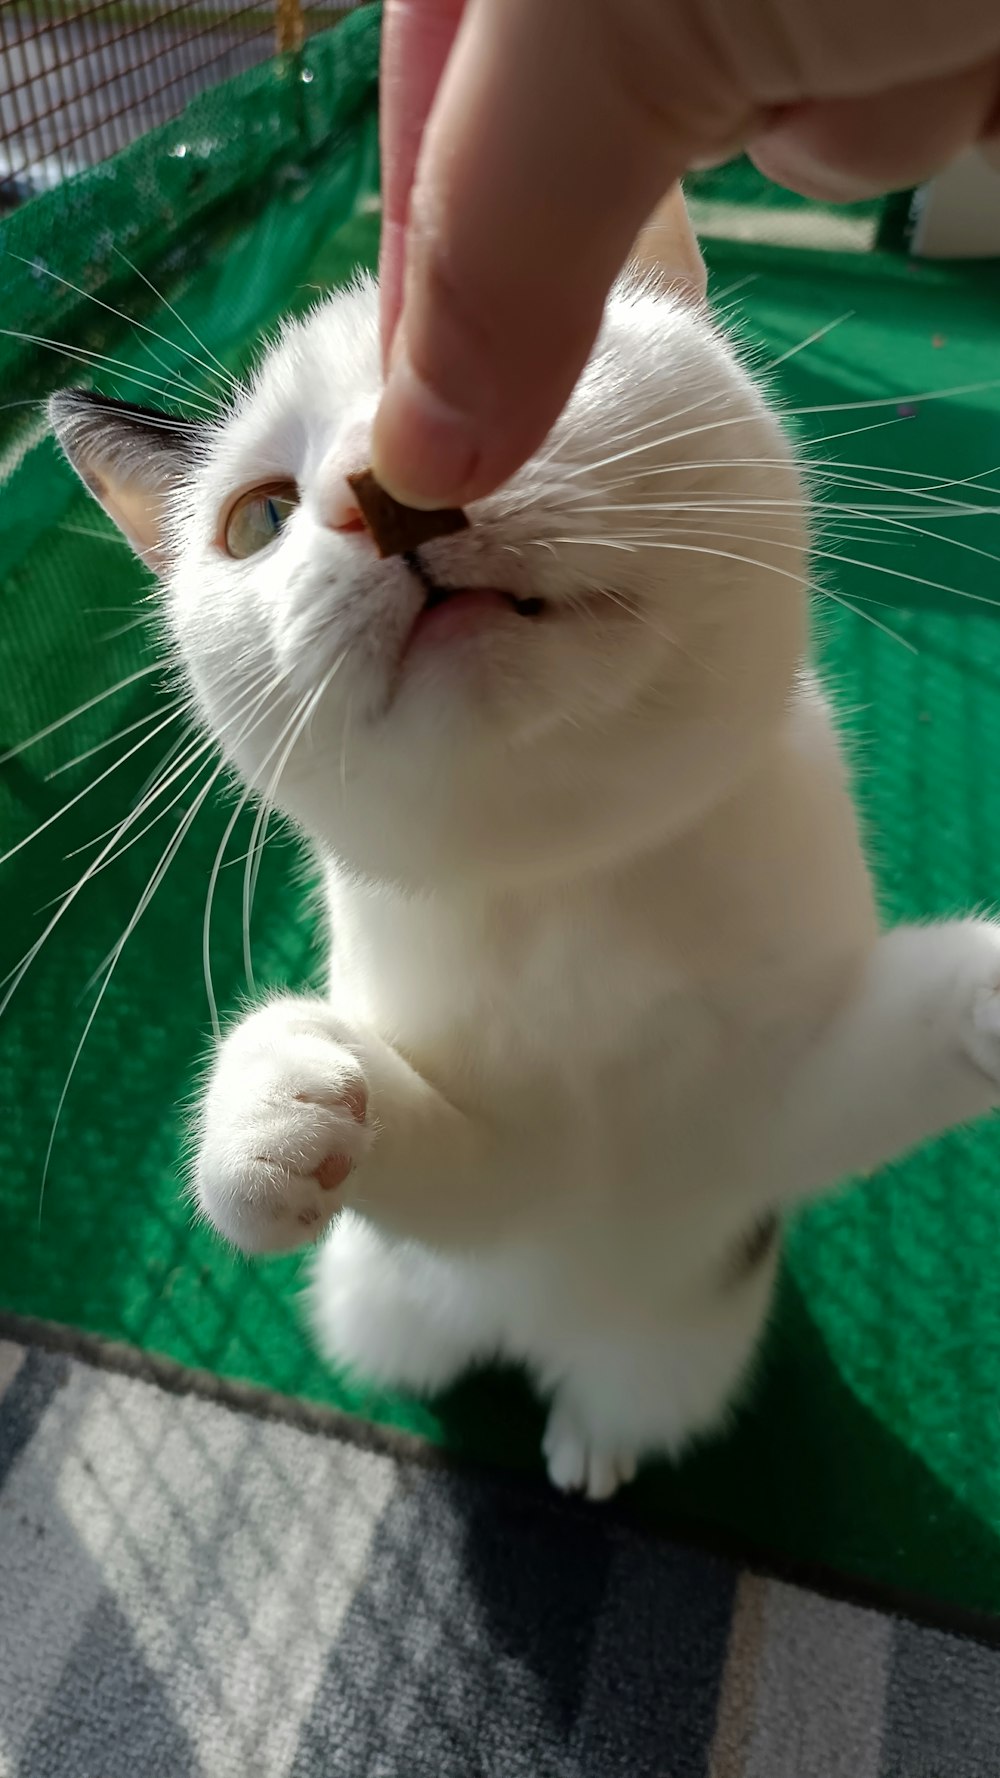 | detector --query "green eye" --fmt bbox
[223,482,299,559]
